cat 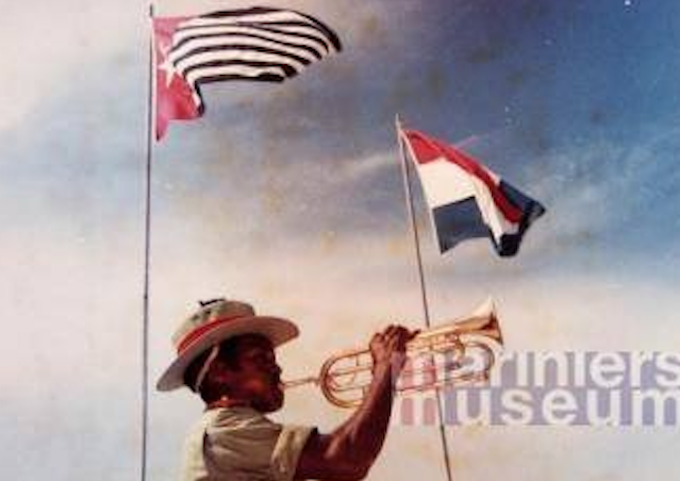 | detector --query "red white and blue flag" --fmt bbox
[153,7,342,140]
[399,128,546,257]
